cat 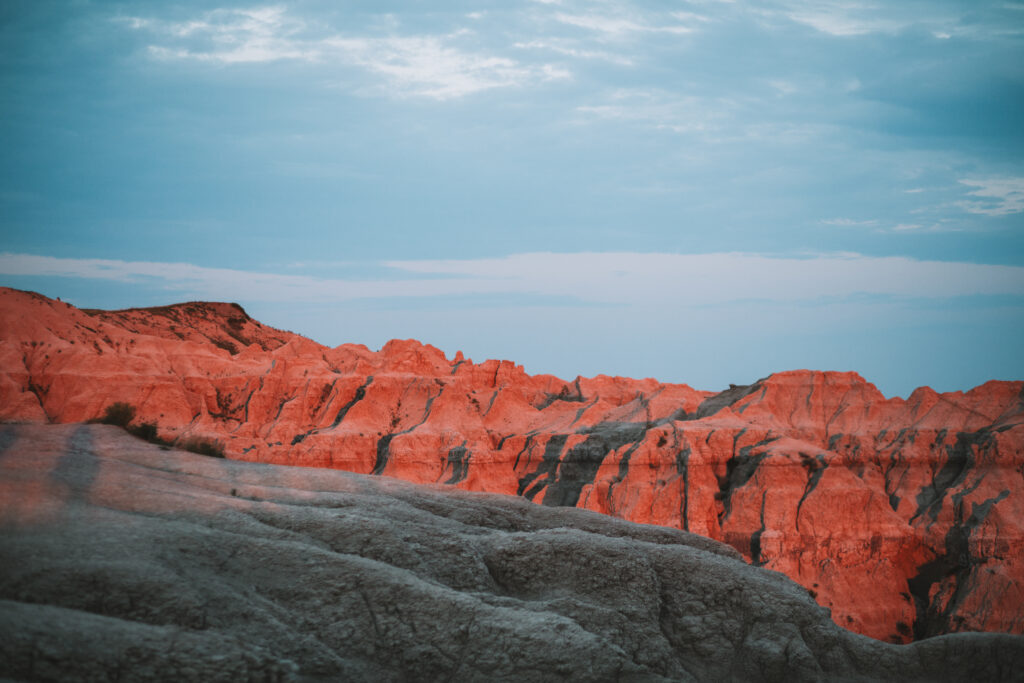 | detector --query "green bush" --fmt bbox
[101,402,136,427]
[178,436,226,458]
